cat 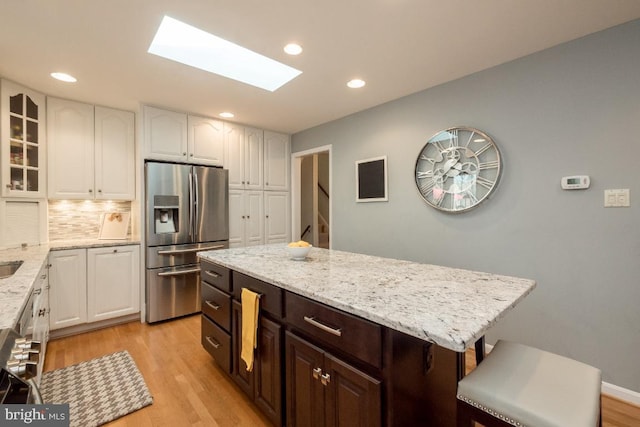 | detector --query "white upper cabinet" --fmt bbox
[144,106,224,166]
[94,106,135,200]
[1,79,47,198]
[143,105,188,162]
[264,131,290,191]
[188,115,224,166]
[47,98,95,199]
[48,98,135,200]
[245,127,264,190]
[225,124,263,190]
